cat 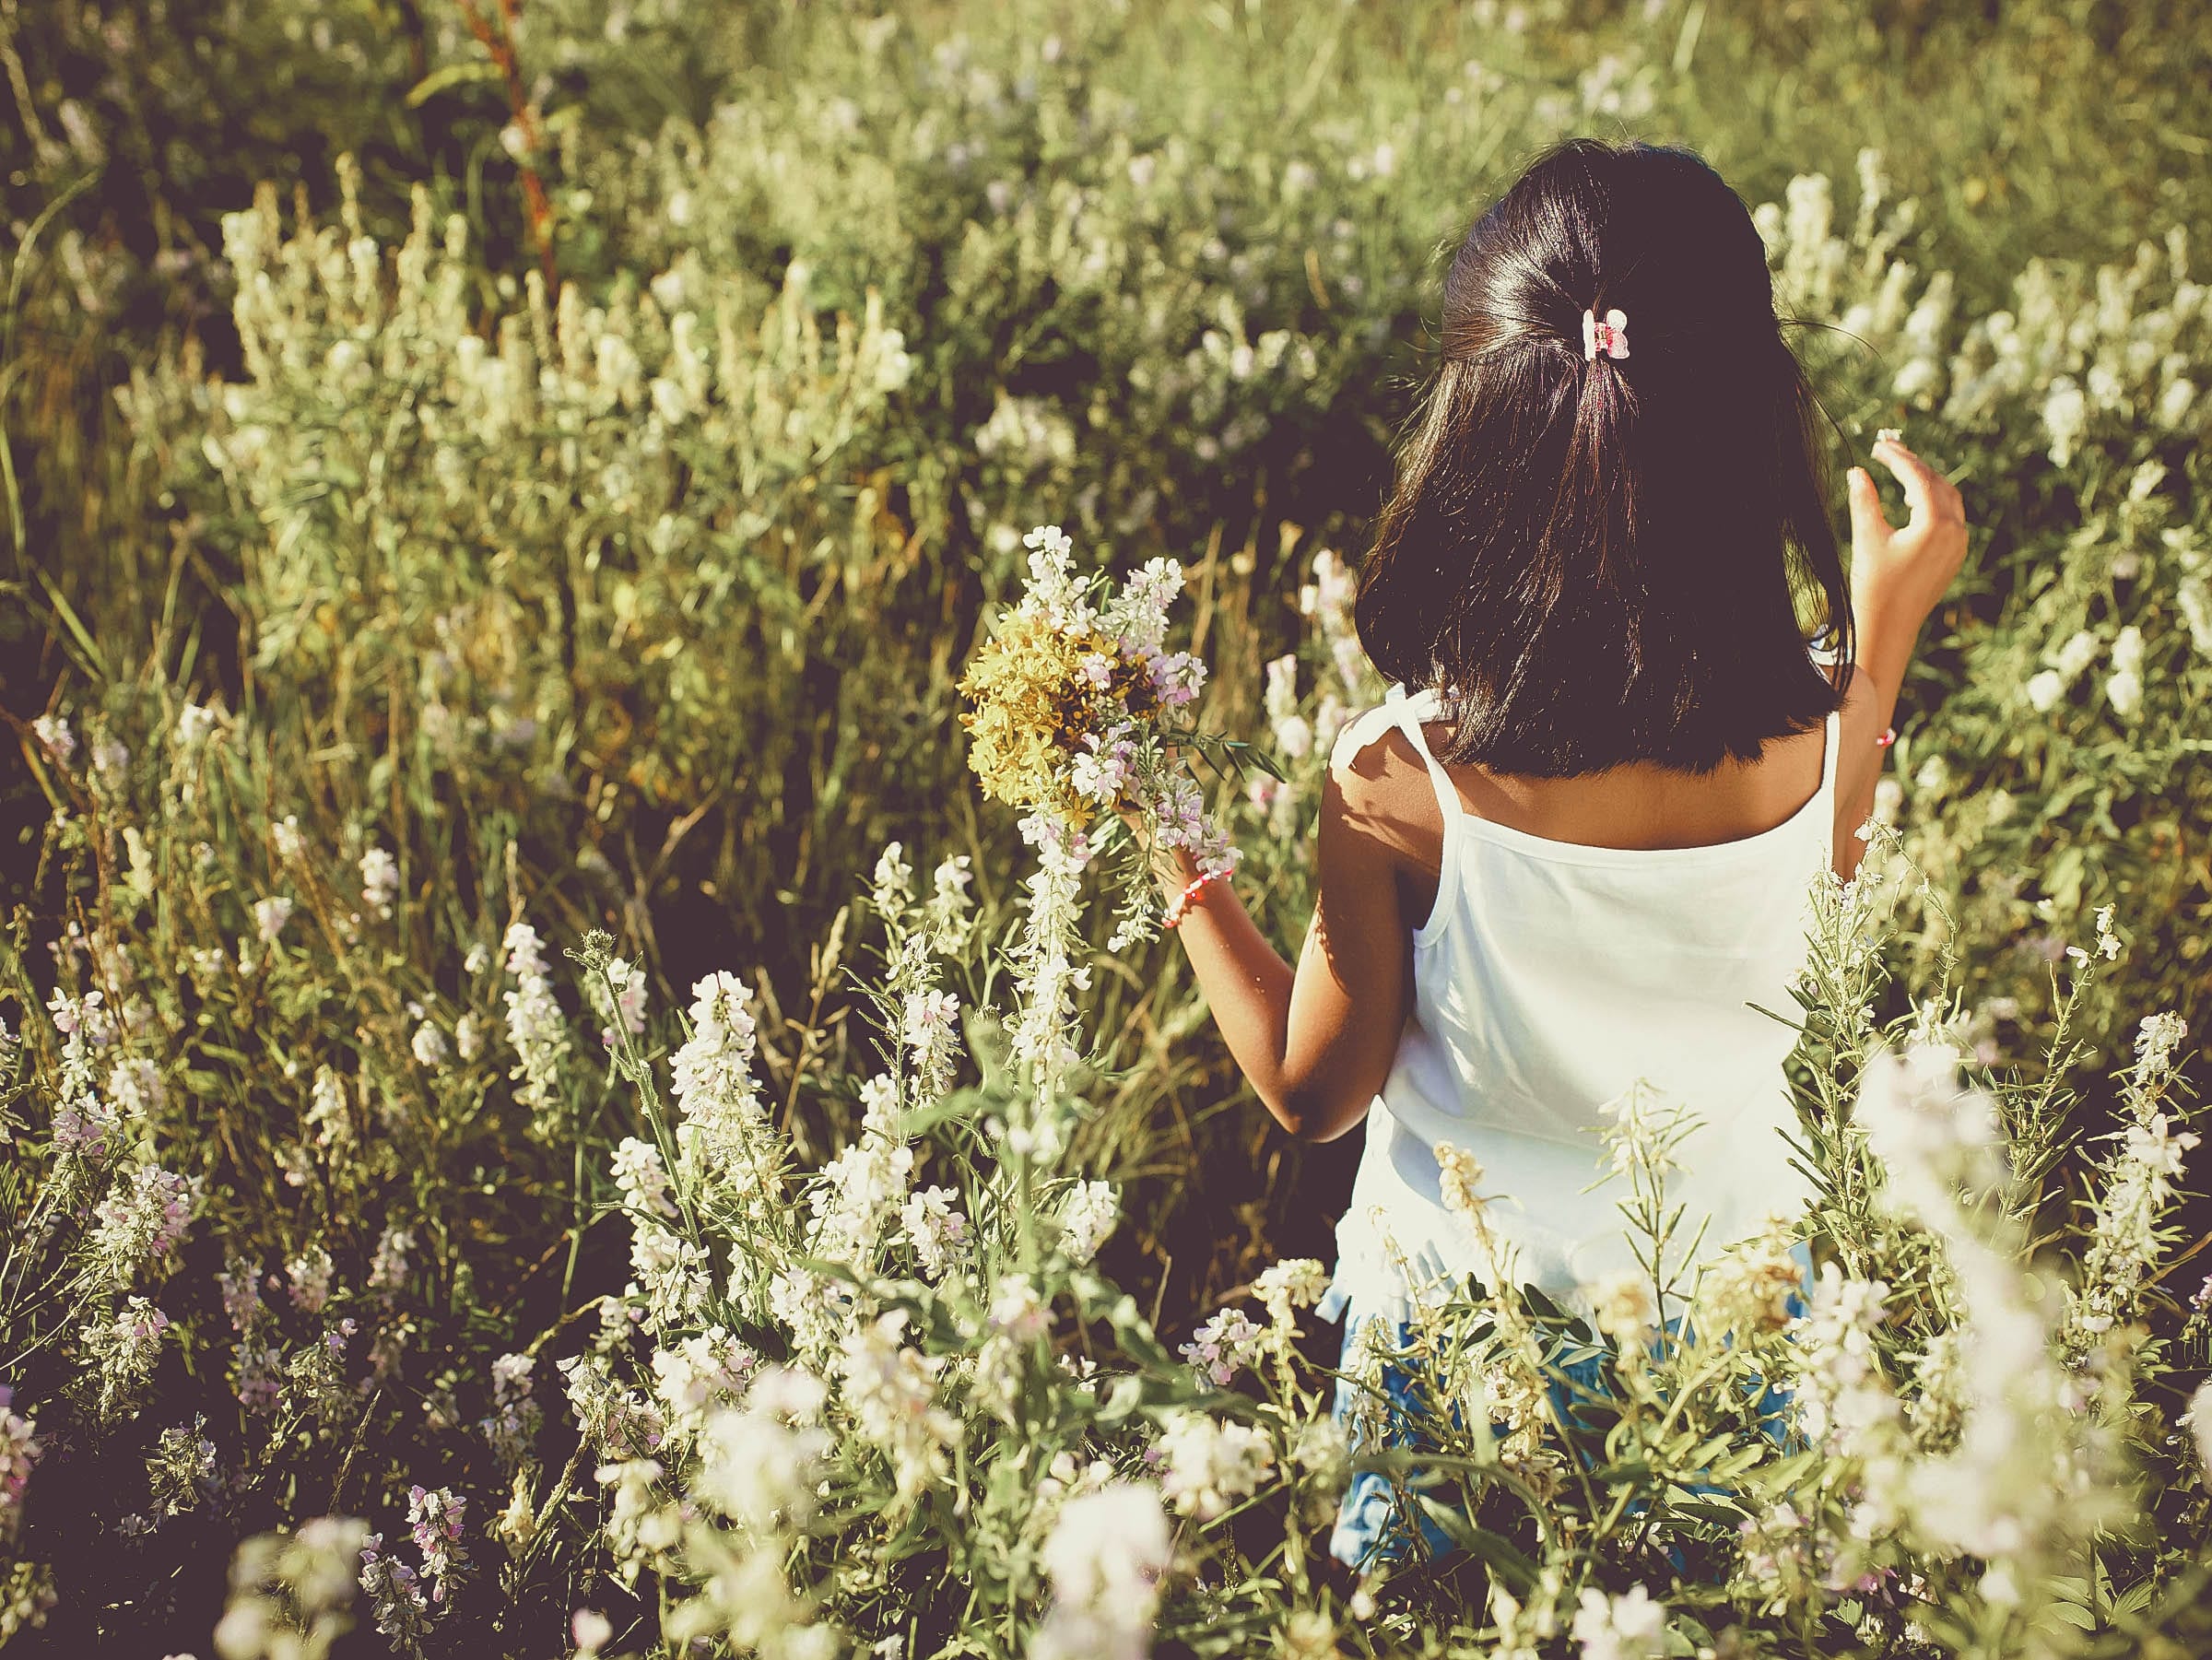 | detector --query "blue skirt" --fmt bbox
[1326,1244,1814,1573]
